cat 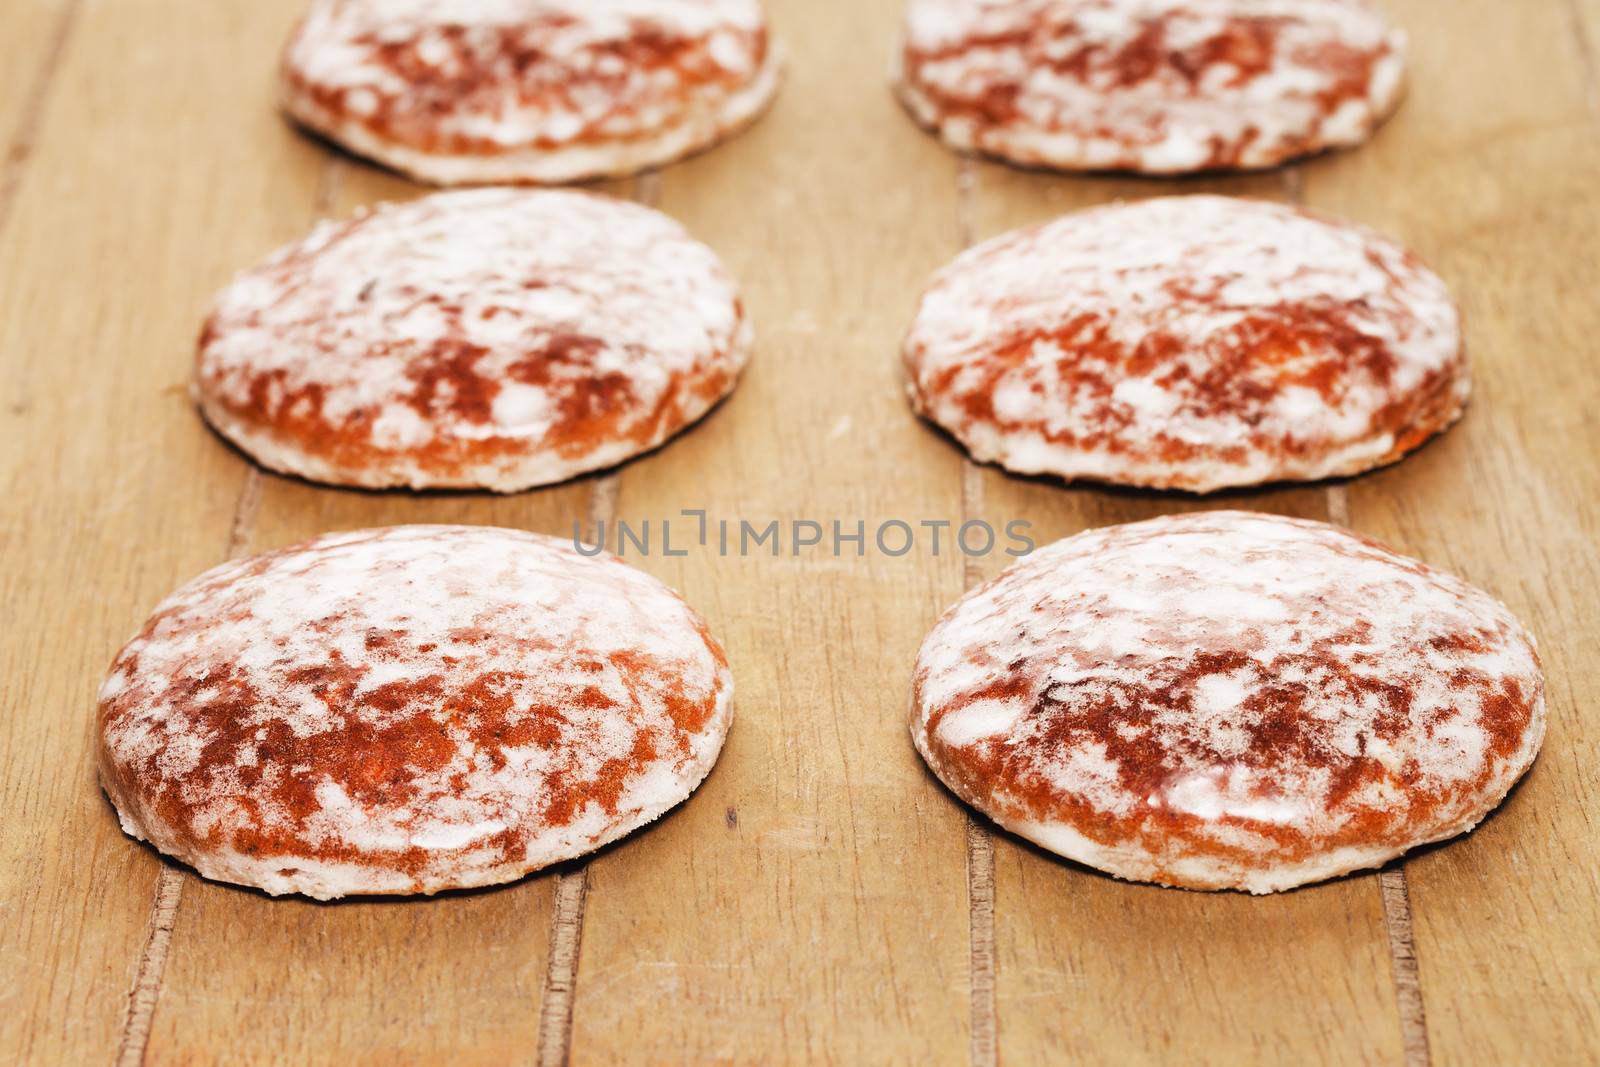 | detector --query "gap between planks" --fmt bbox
[955,156,999,1067]
[1378,867,1431,1067]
